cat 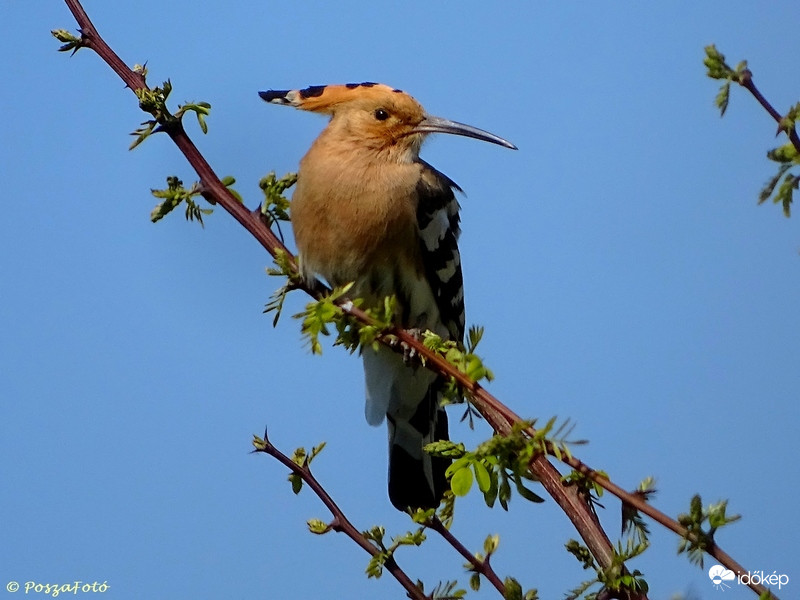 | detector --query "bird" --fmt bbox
[260,82,516,511]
